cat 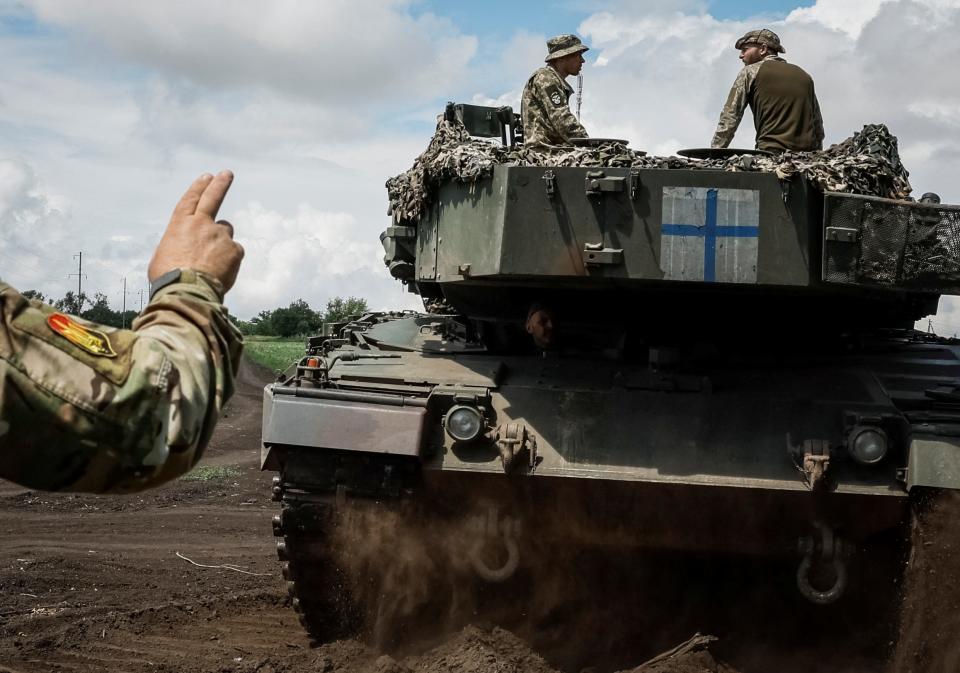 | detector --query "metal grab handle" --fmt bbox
[585,170,626,196]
